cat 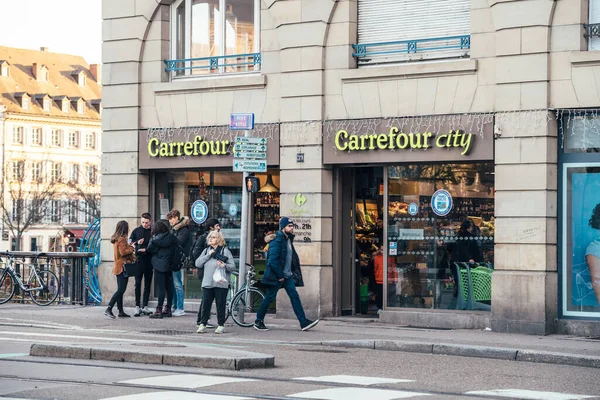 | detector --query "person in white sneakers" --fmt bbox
[129,213,153,317]
[195,231,235,334]
[167,209,192,317]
